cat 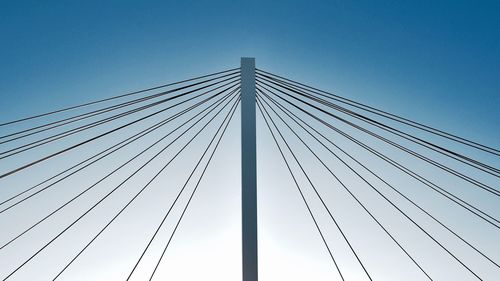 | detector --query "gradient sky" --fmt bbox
[0,1,499,281]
